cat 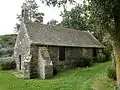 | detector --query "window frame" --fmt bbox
[19,55,22,70]
[59,47,65,61]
